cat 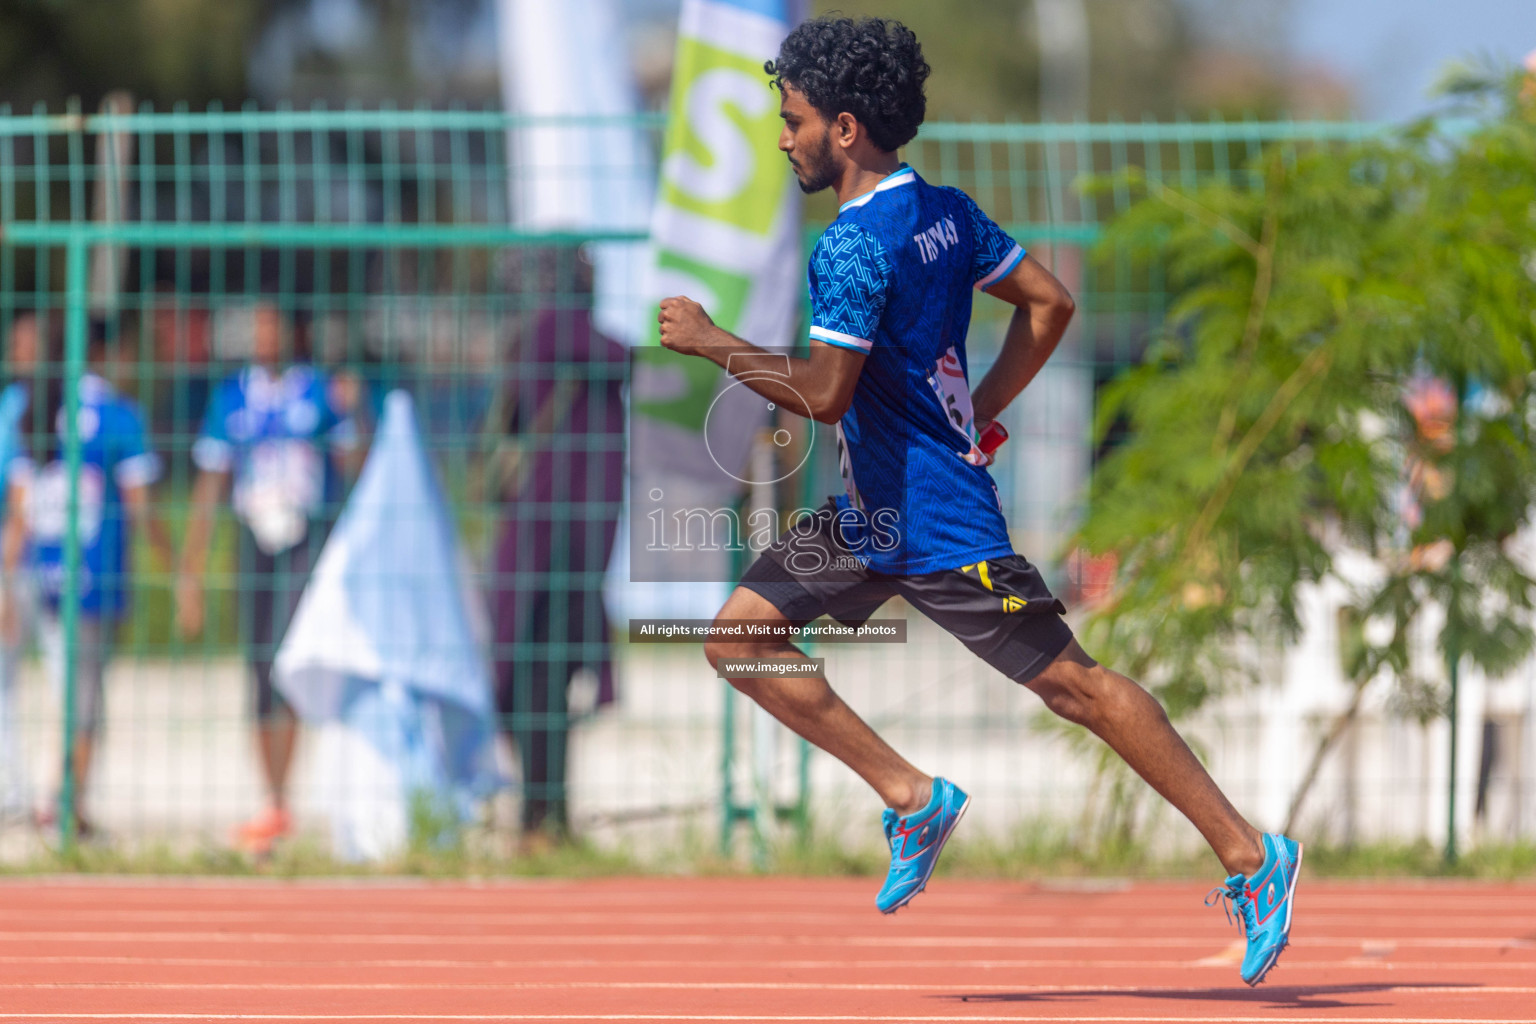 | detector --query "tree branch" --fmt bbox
[1182,343,1335,564]
[1214,200,1280,455]
[1282,673,1374,835]
[1148,180,1263,259]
